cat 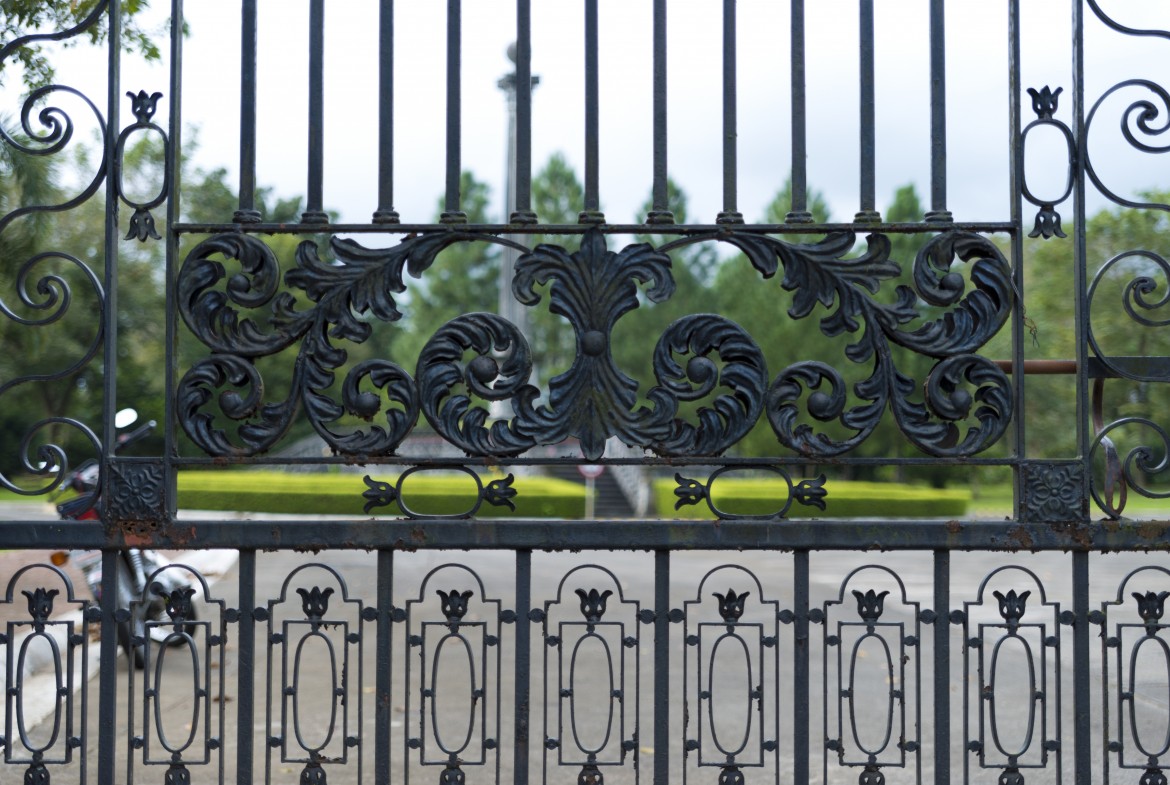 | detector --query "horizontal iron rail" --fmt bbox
[997,357,1170,378]
[4,518,1167,551]
[168,221,1019,235]
[162,455,1028,467]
